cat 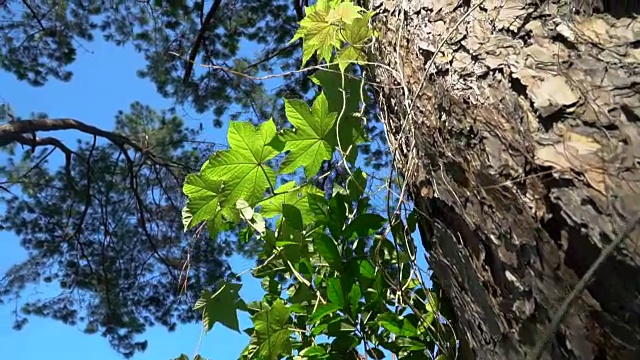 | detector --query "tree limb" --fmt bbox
[20,0,46,32]
[0,118,184,287]
[182,0,223,83]
[11,133,77,187]
[527,212,640,360]
[0,118,180,169]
